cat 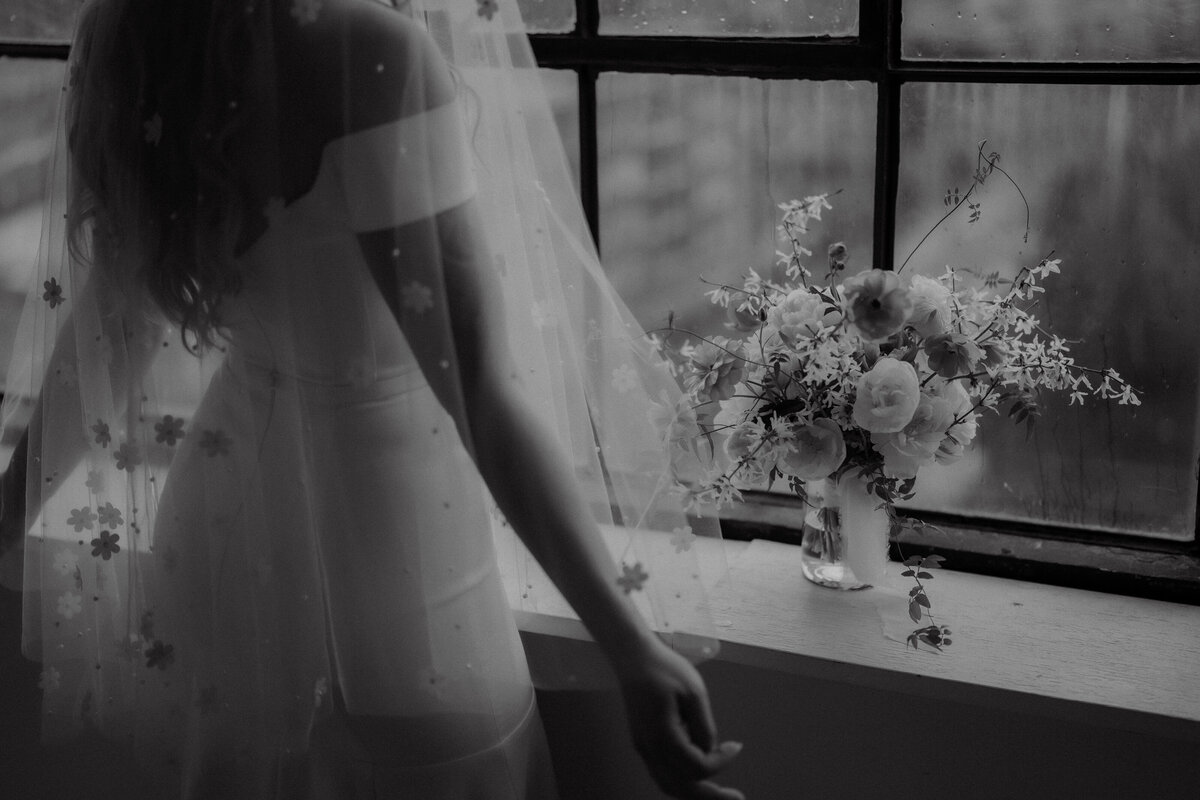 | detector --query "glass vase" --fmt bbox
[798,477,889,590]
